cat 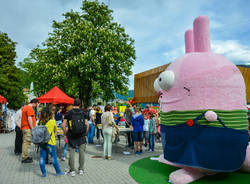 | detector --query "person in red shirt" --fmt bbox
[142,104,157,119]
[21,98,38,163]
